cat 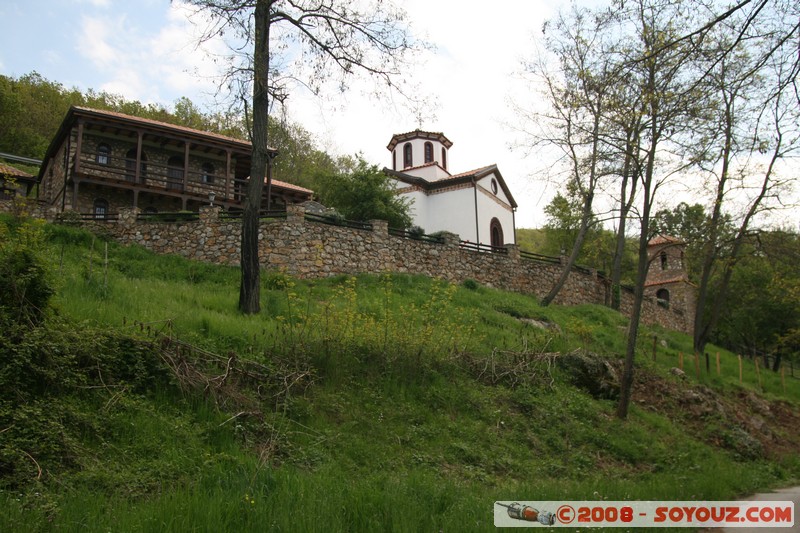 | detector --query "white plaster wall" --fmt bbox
[405,164,450,181]
[423,187,478,241]
[475,174,515,245]
[392,138,449,170]
[402,189,430,230]
[475,188,515,244]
